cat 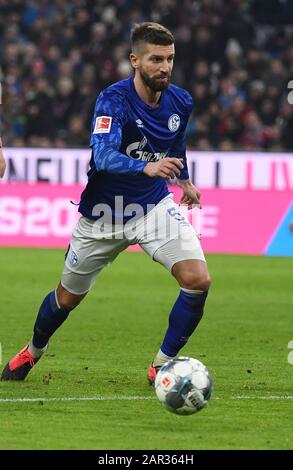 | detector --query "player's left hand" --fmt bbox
[177,179,201,209]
